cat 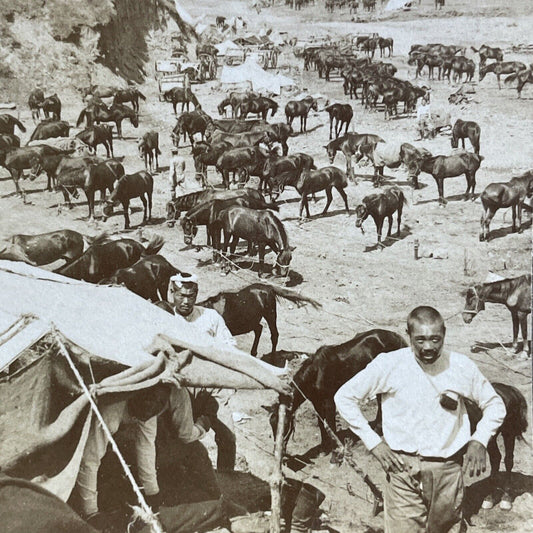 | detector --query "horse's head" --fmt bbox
[102,198,116,221]
[29,156,43,181]
[311,99,318,112]
[324,142,336,164]
[354,203,368,230]
[450,134,459,149]
[130,113,139,128]
[180,216,198,245]
[526,177,533,198]
[462,286,484,324]
[275,248,293,277]
[137,140,147,160]
[217,101,226,116]
[271,102,279,117]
